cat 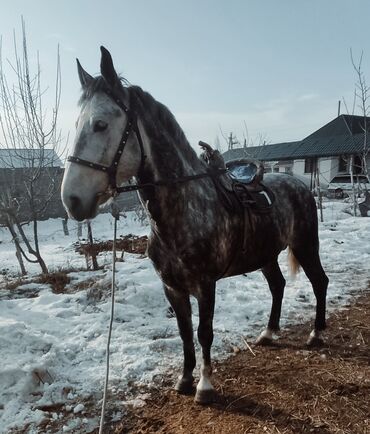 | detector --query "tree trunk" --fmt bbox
[87,221,99,270]
[16,246,27,276]
[11,225,27,275]
[32,218,48,274]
